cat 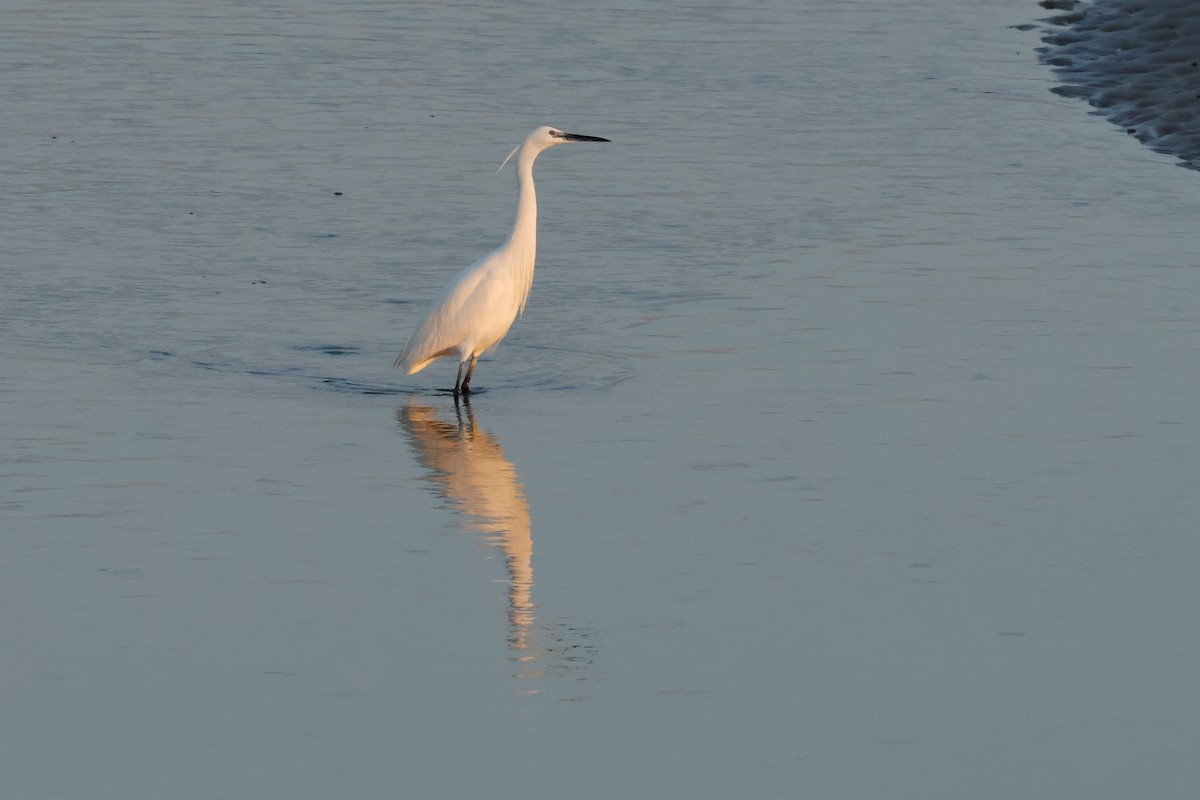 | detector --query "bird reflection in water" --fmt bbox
[397,398,579,685]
